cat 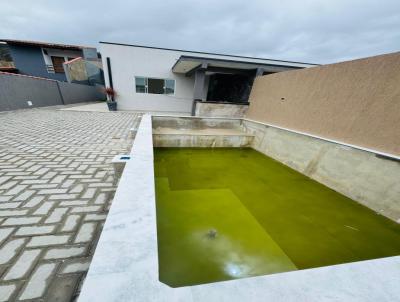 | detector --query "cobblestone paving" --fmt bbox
[0,108,140,301]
